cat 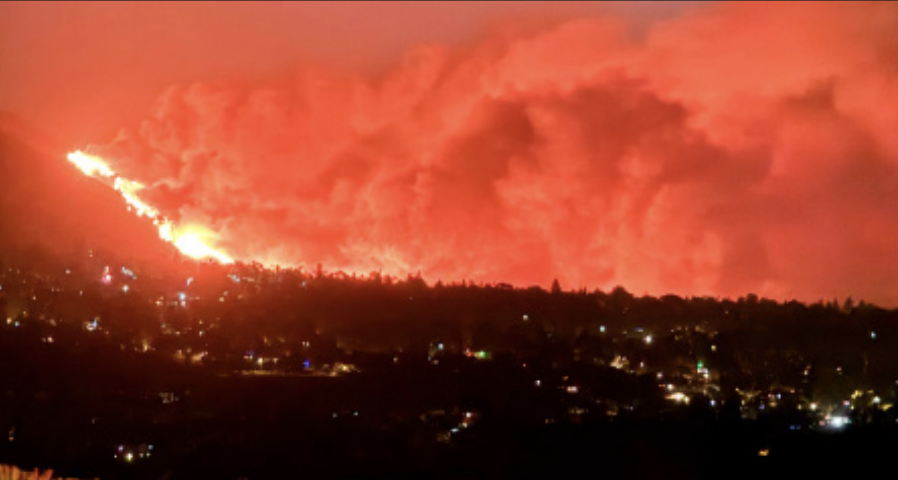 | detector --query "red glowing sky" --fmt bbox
[2,1,898,305]
[0,1,694,144]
